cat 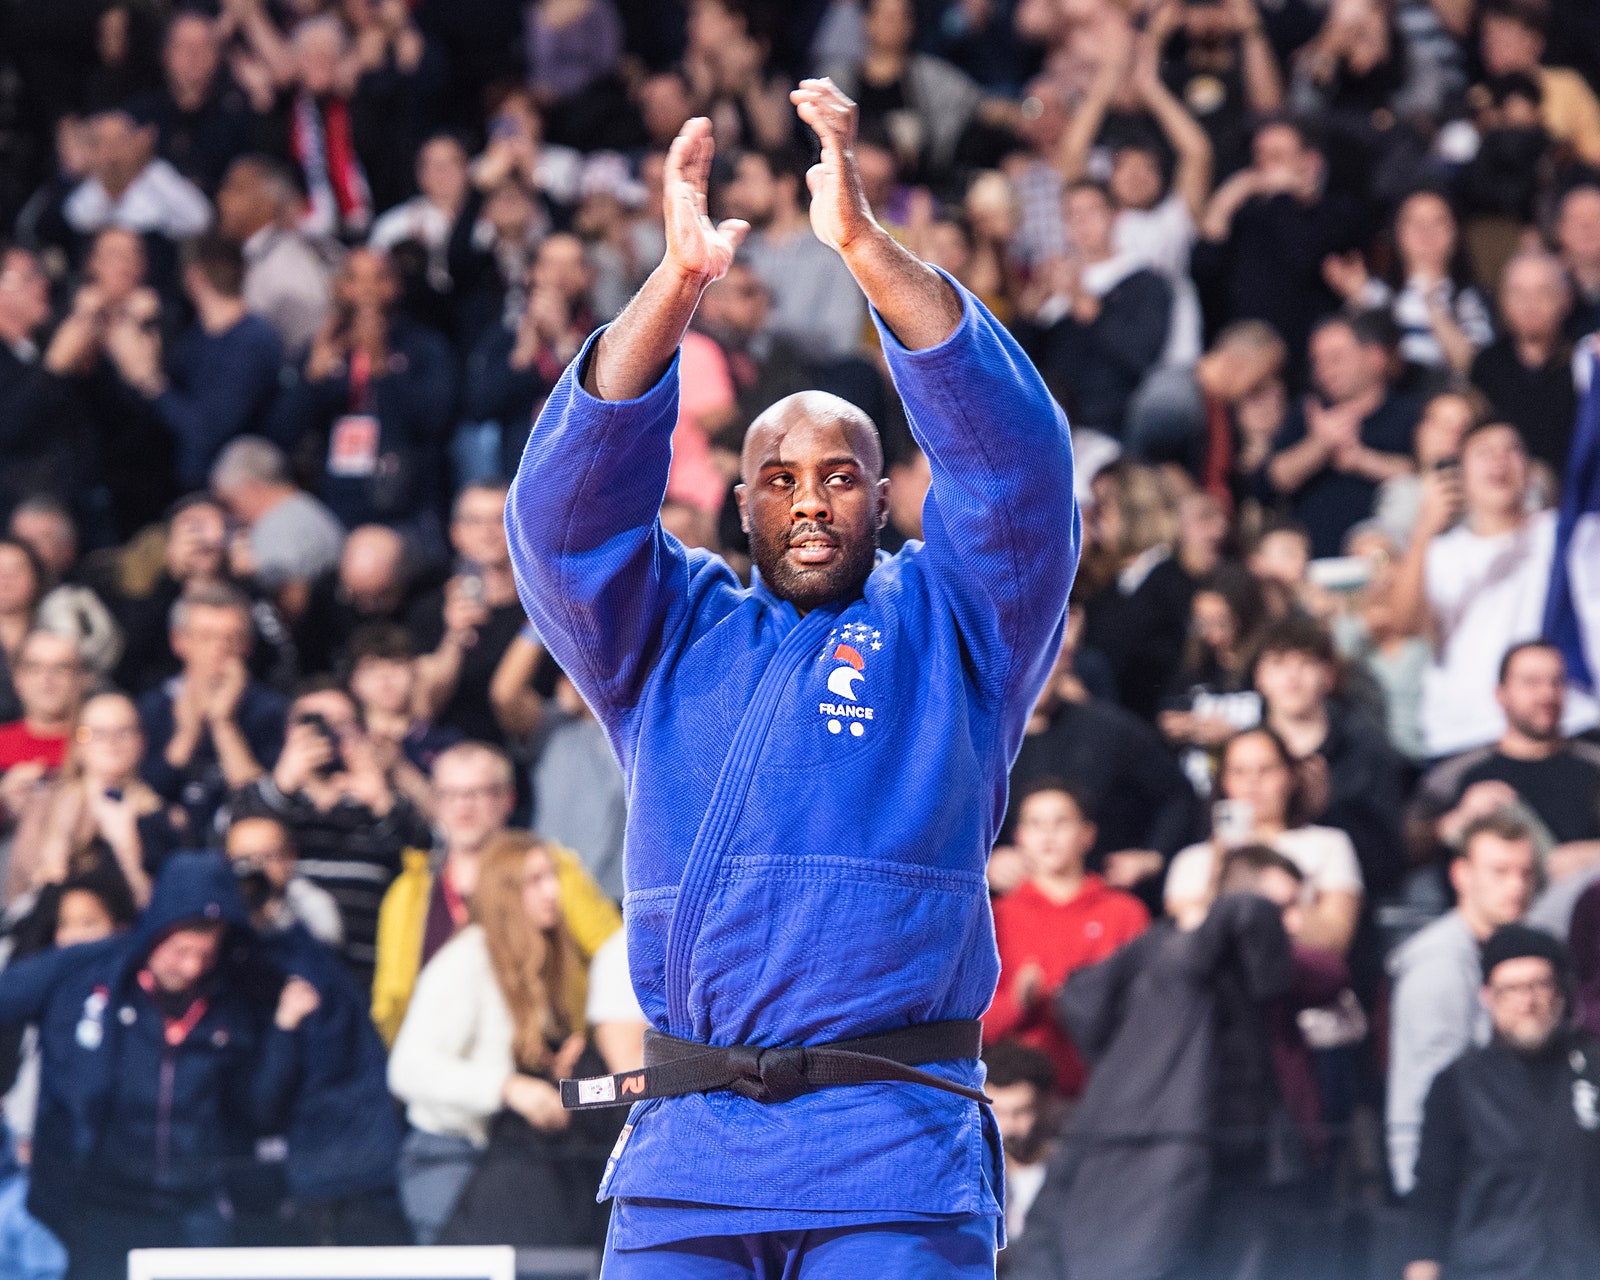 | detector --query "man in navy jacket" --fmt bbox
[0,853,318,1278]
